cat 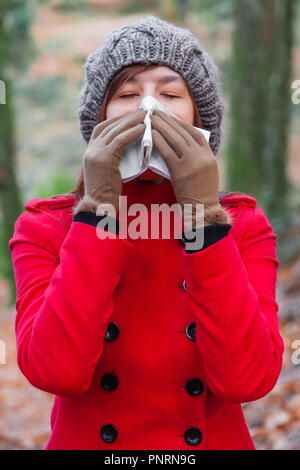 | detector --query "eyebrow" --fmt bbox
[126,75,185,85]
